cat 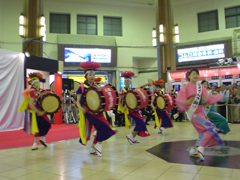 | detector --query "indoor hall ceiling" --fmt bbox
[45,0,198,7]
